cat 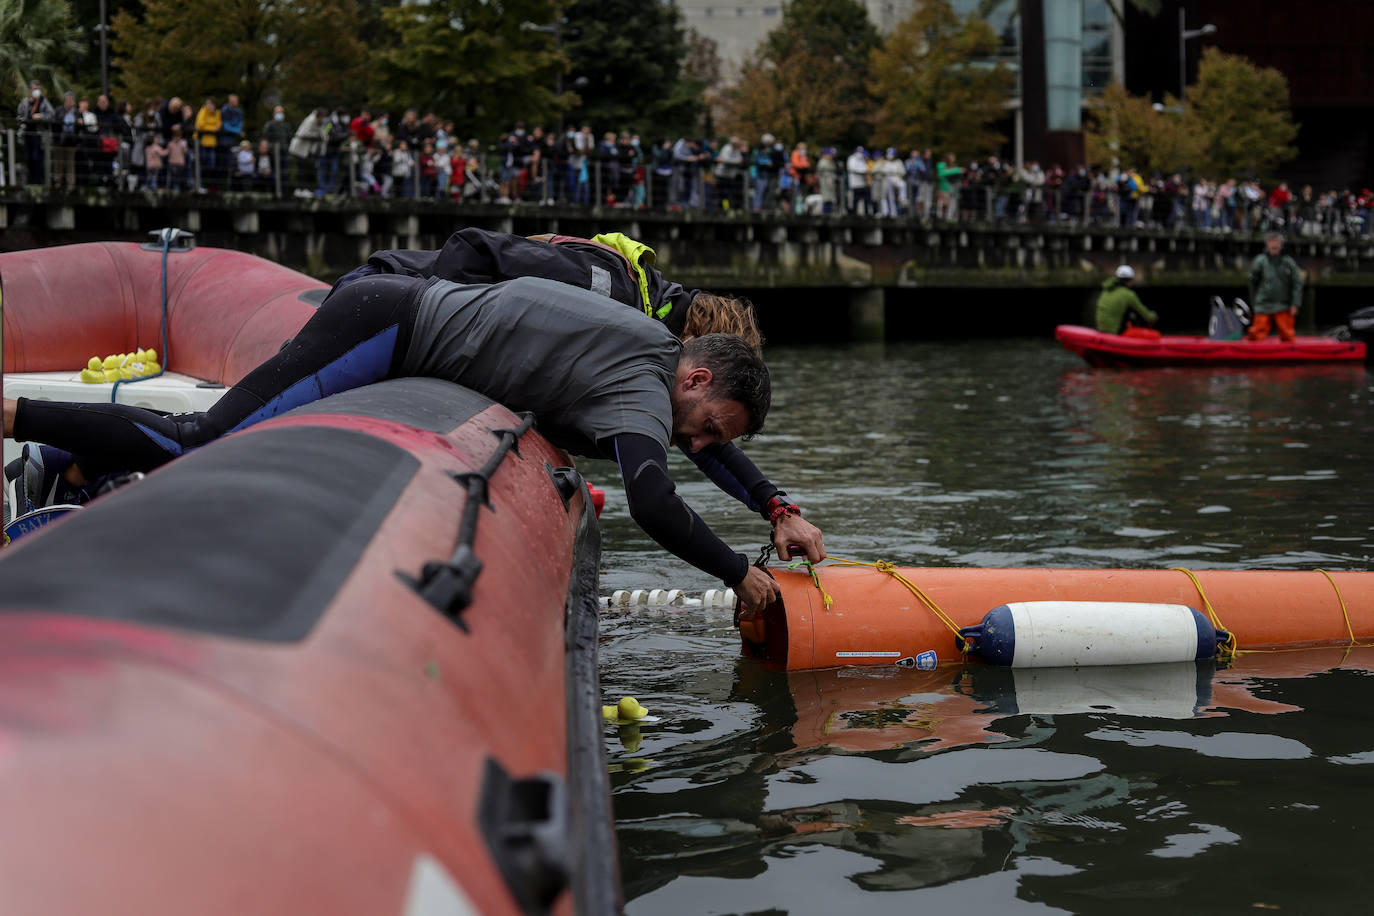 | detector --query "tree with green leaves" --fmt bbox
[112,0,369,127]
[763,0,880,67]
[562,0,701,139]
[1187,47,1297,180]
[1084,82,1197,175]
[374,0,571,136]
[1,0,83,108]
[719,0,878,147]
[867,0,1014,156]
